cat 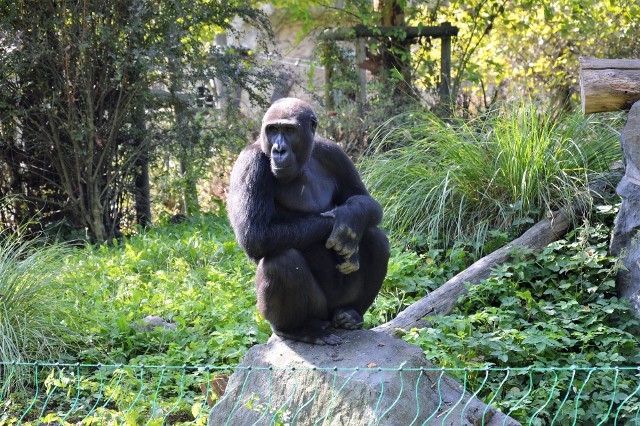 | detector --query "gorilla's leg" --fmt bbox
[256,249,342,345]
[331,227,390,330]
